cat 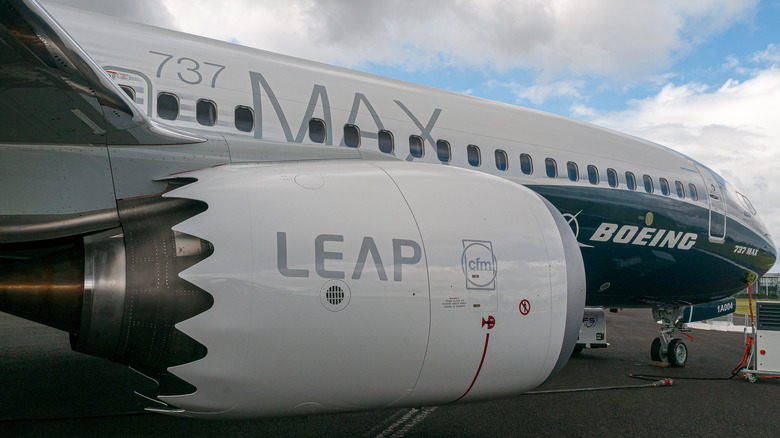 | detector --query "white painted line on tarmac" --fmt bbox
[363,409,408,437]
[373,407,437,438]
